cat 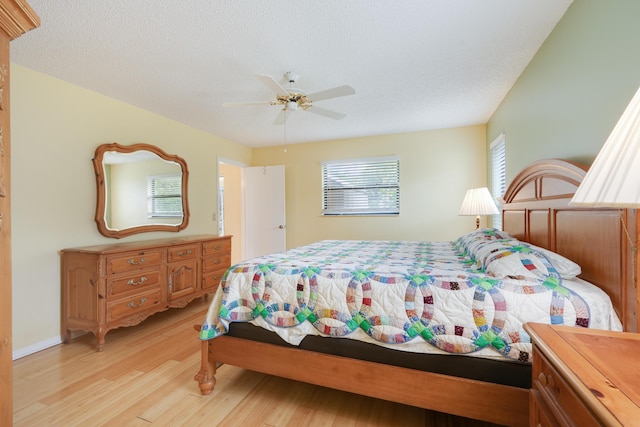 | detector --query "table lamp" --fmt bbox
[459,187,499,229]
[570,86,640,208]
[570,85,640,290]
